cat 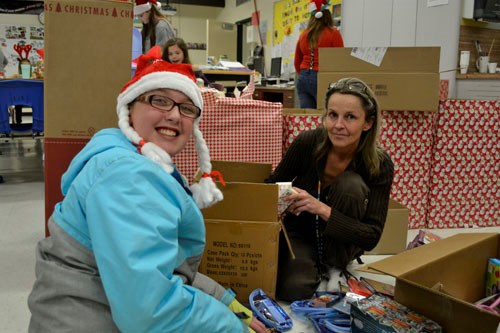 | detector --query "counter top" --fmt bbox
[456,72,500,80]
